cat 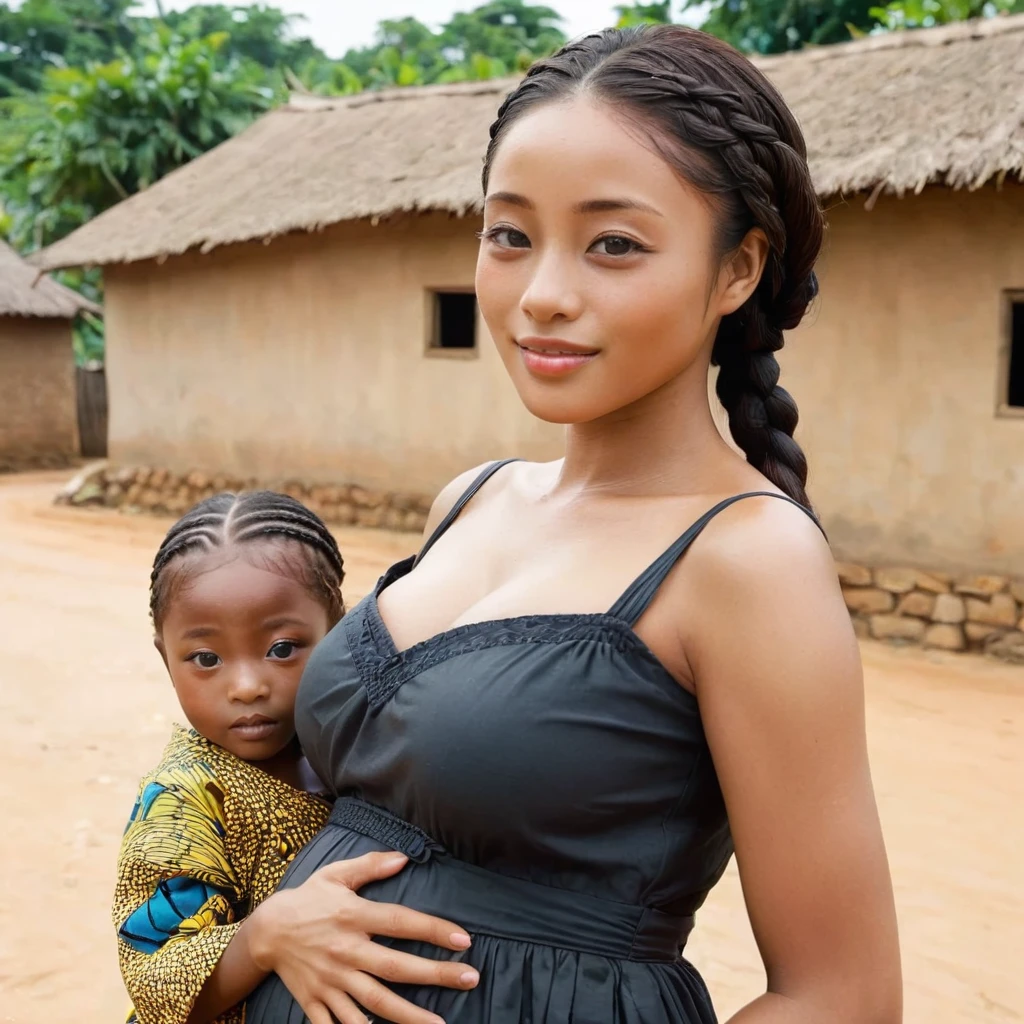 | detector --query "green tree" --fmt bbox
[160,3,326,72]
[335,18,446,87]
[293,57,363,96]
[682,0,879,53]
[870,0,1023,29]
[2,27,272,252]
[0,27,273,362]
[325,2,565,93]
[440,0,565,71]
[0,0,138,95]
[615,2,673,27]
